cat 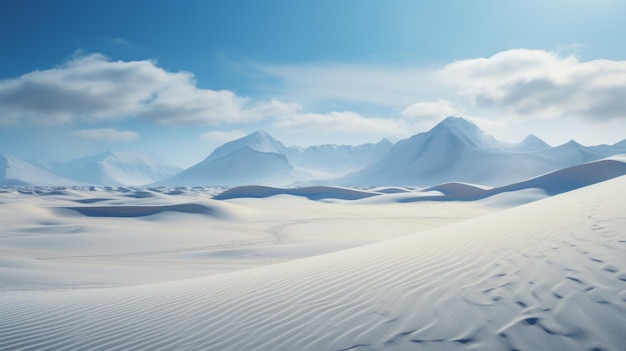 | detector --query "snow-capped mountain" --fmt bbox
[7,118,624,188]
[289,139,394,174]
[160,131,395,186]
[207,130,291,163]
[52,151,182,186]
[160,131,293,186]
[536,140,606,169]
[341,117,558,186]
[0,154,78,186]
[341,117,626,186]
[512,134,551,152]
[589,140,626,156]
